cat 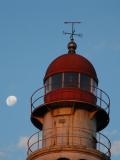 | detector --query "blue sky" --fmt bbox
[0,0,120,159]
